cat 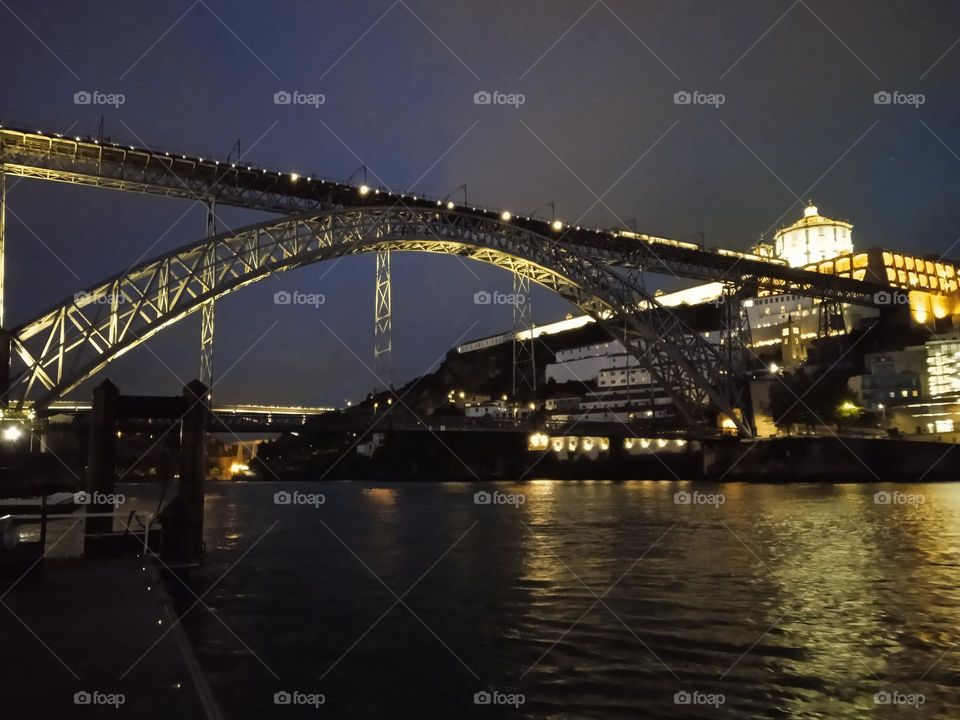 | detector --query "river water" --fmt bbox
[121,480,960,718]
